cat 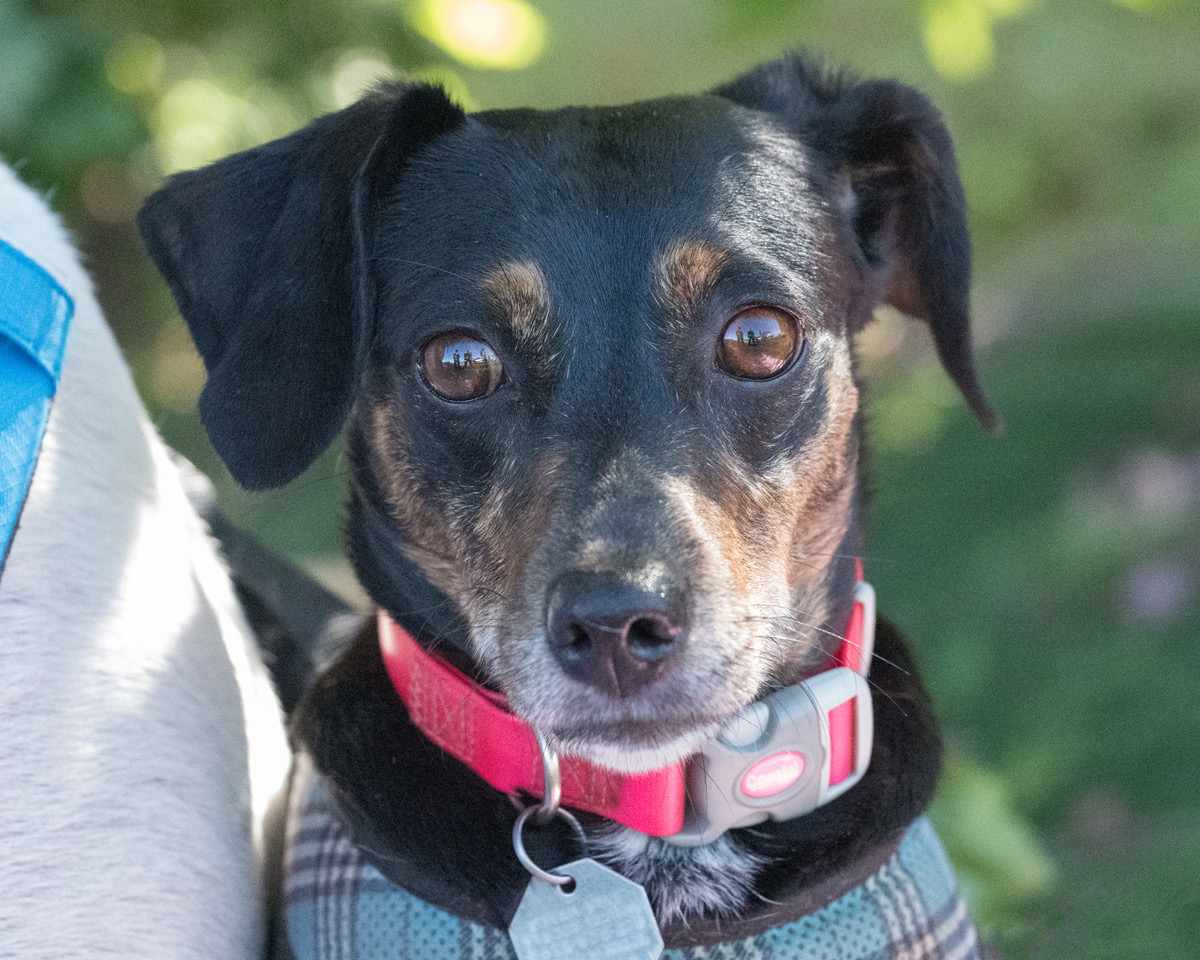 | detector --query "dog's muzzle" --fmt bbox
[378,572,877,844]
